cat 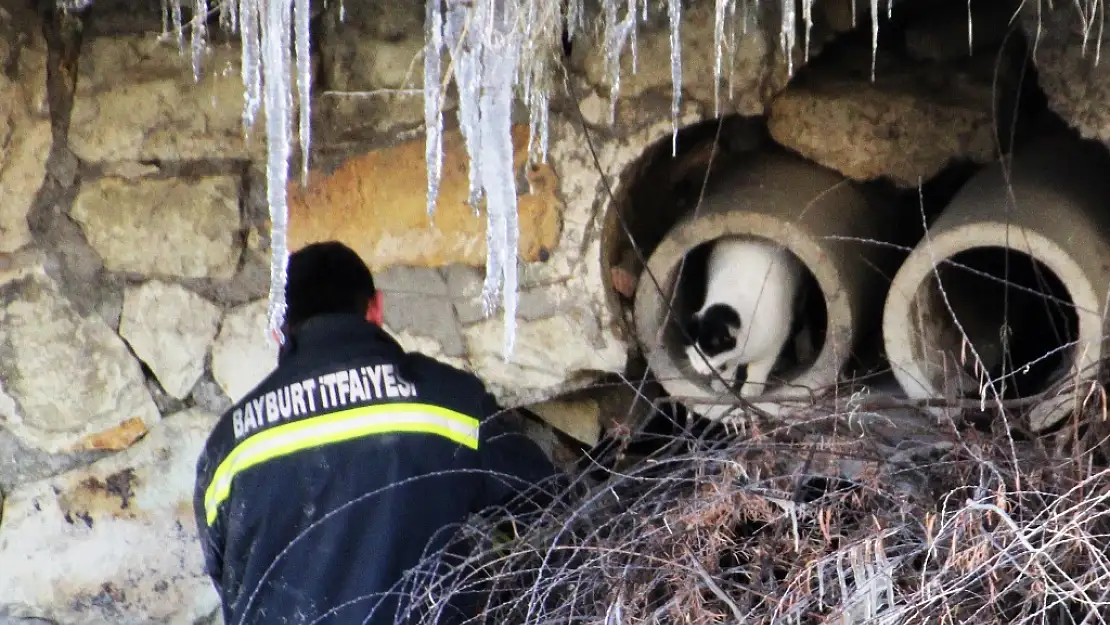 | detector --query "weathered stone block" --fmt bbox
[382,322,472,372]
[527,396,602,445]
[446,264,566,325]
[576,0,830,118]
[374,265,465,357]
[318,0,429,137]
[0,6,50,254]
[1020,1,1110,144]
[211,298,278,404]
[768,46,1004,187]
[0,255,160,454]
[119,281,223,399]
[71,176,243,280]
[69,34,263,162]
[286,124,562,271]
[463,310,627,407]
[0,409,221,624]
